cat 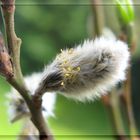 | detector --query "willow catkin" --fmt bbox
[37,37,130,101]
